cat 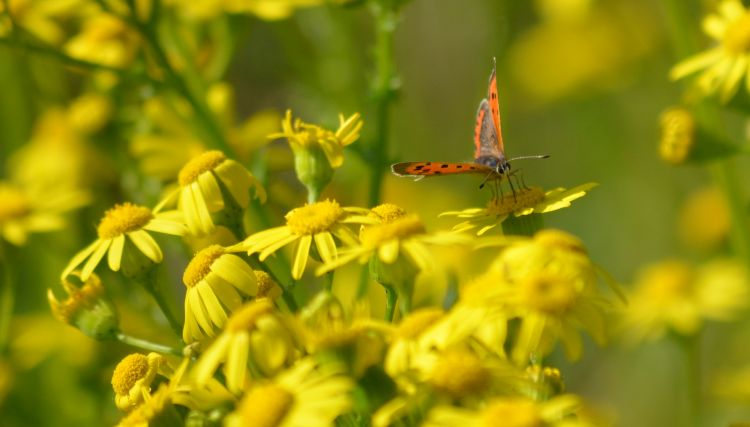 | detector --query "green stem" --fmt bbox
[367,1,400,207]
[677,334,702,427]
[139,271,182,337]
[384,285,397,322]
[0,241,14,353]
[324,271,334,292]
[130,8,234,155]
[116,331,183,356]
